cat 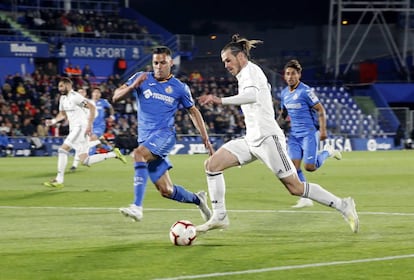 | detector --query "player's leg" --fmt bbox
[289,135,313,208]
[71,149,80,171]
[196,139,249,233]
[144,139,212,222]
[44,143,70,188]
[44,127,83,188]
[119,130,172,222]
[257,135,358,232]
[81,147,126,165]
[283,176,359,233]
[118,145,152,222]
[151,162,211,222]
